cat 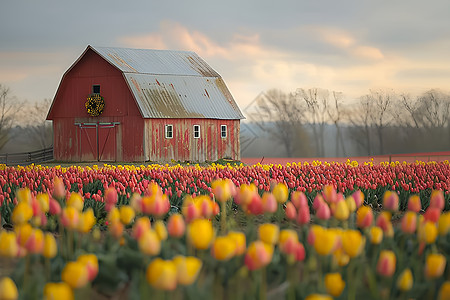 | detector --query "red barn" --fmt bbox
[47,45,244,162]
